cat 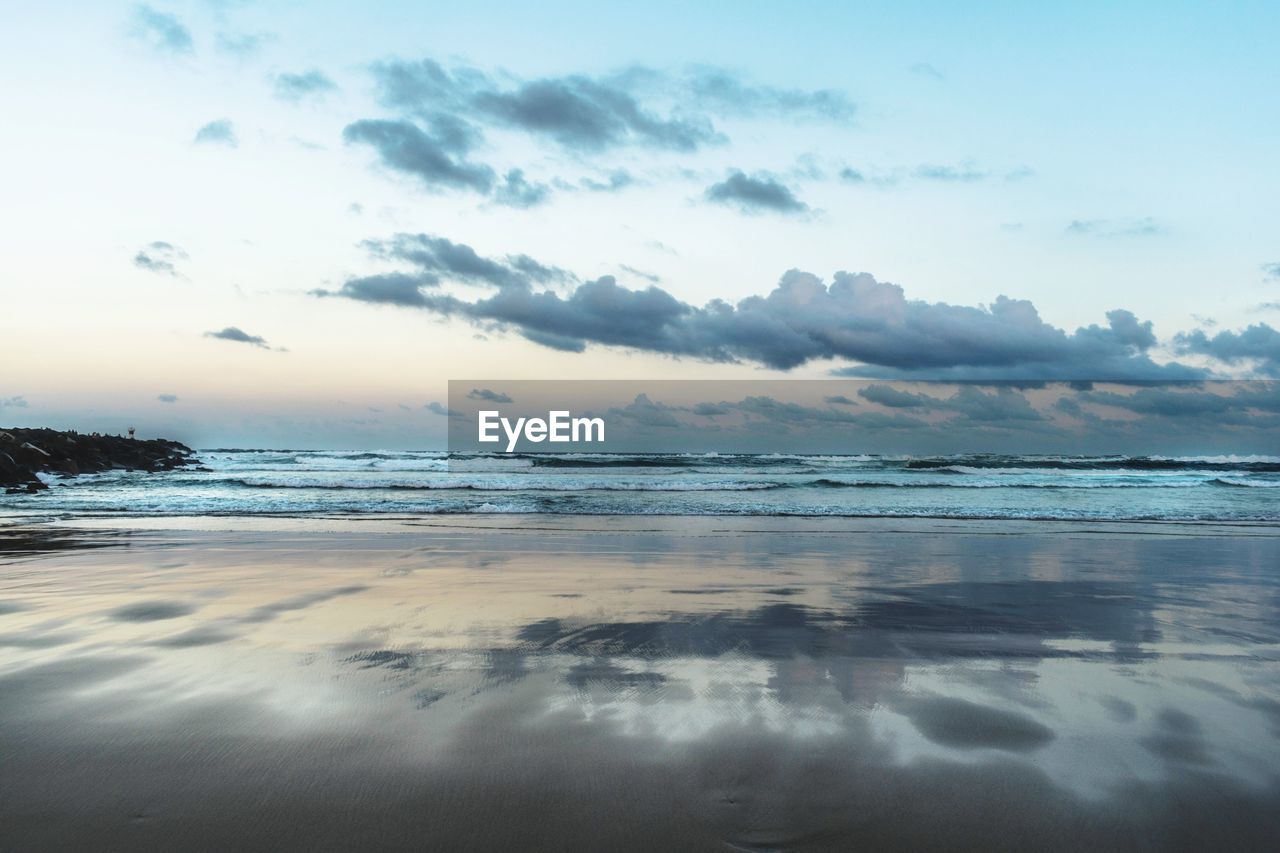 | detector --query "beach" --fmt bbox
[3,515,1279,851]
